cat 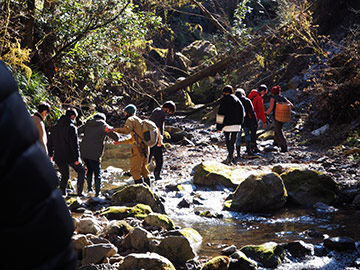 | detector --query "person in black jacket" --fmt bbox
[235,88,258,157]
[216,85,245,164]
[0,61,76,269]
[48,108,86,196]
